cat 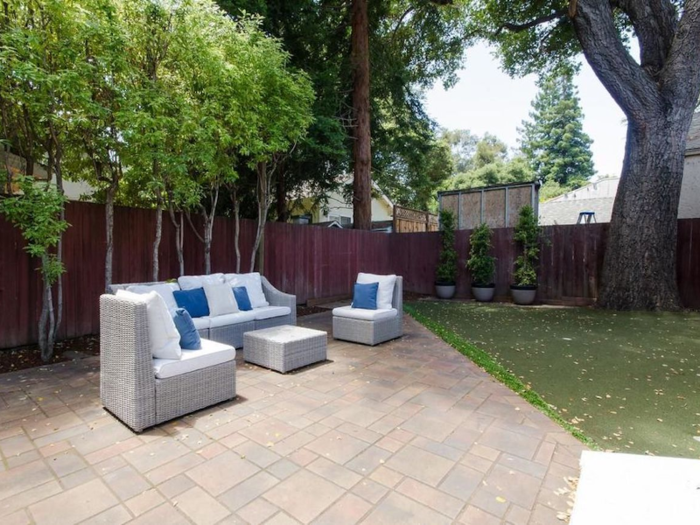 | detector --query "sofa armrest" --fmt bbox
[107,281,171,295]
[261,276,297,325]
[392,276,403,320]
[99,294,156,431]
